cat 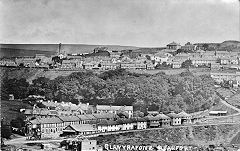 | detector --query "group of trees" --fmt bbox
[2,69,217,114]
